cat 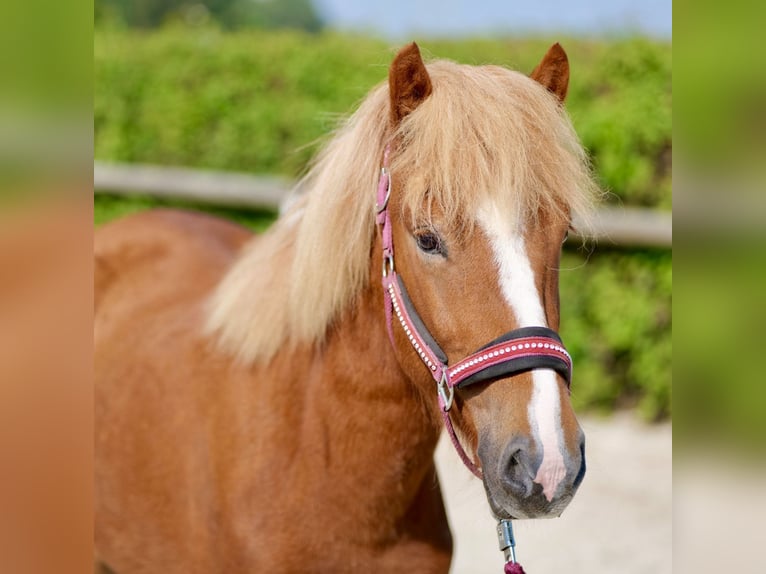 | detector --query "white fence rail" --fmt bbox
[94,162,672,248]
